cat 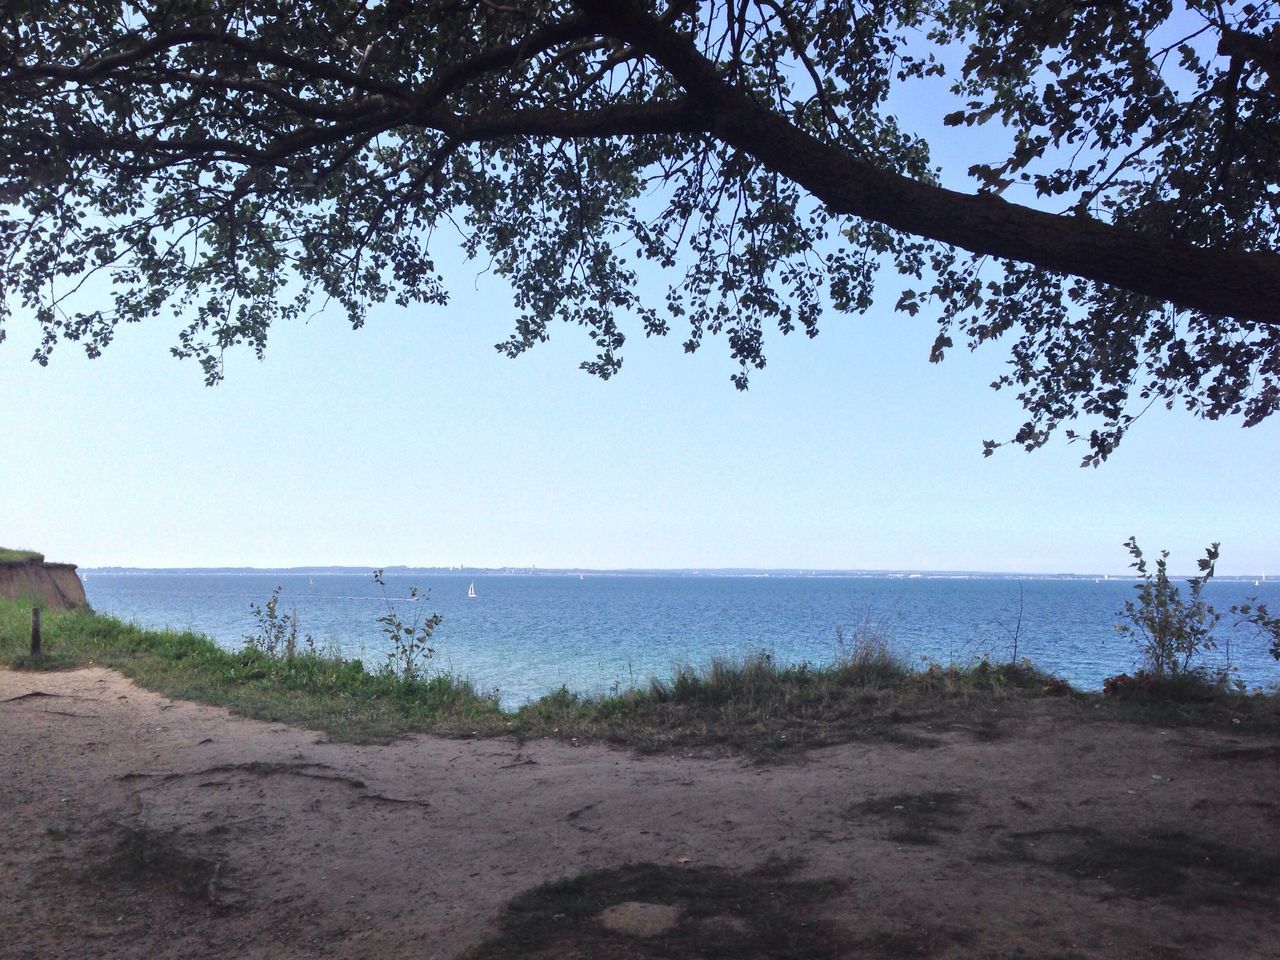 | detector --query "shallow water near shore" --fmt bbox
[84,573,1279,707]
